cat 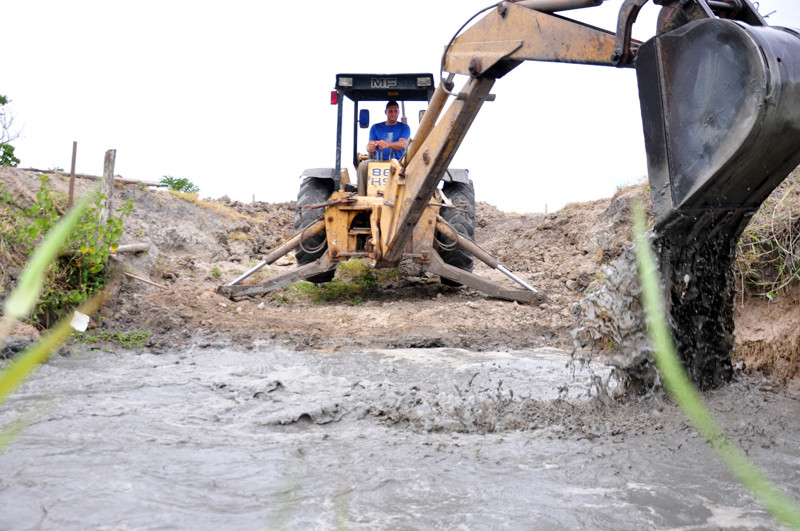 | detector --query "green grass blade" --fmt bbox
[3,191,93,320]
[0,399,49,453]
[0,289,109,406]
[0,416,26,454]
[632,201,800,529]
